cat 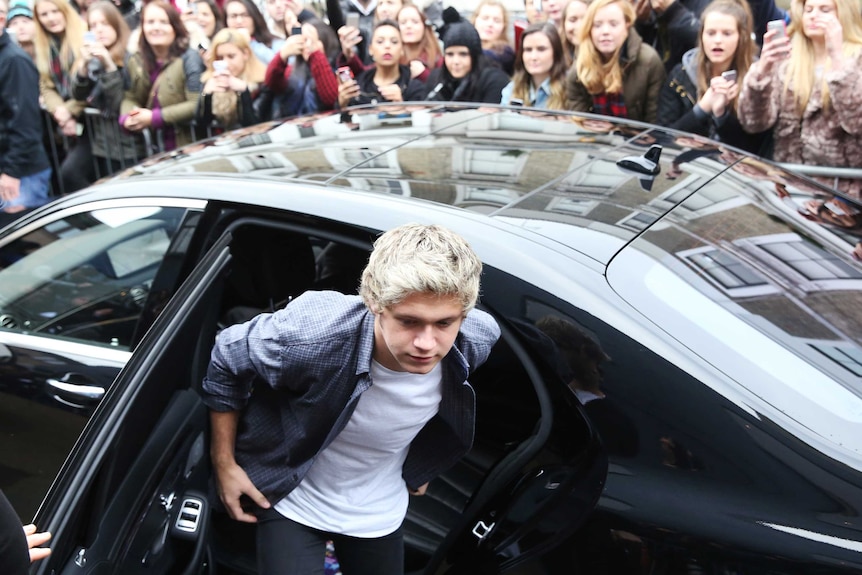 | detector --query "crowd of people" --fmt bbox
[1,0,862,218]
